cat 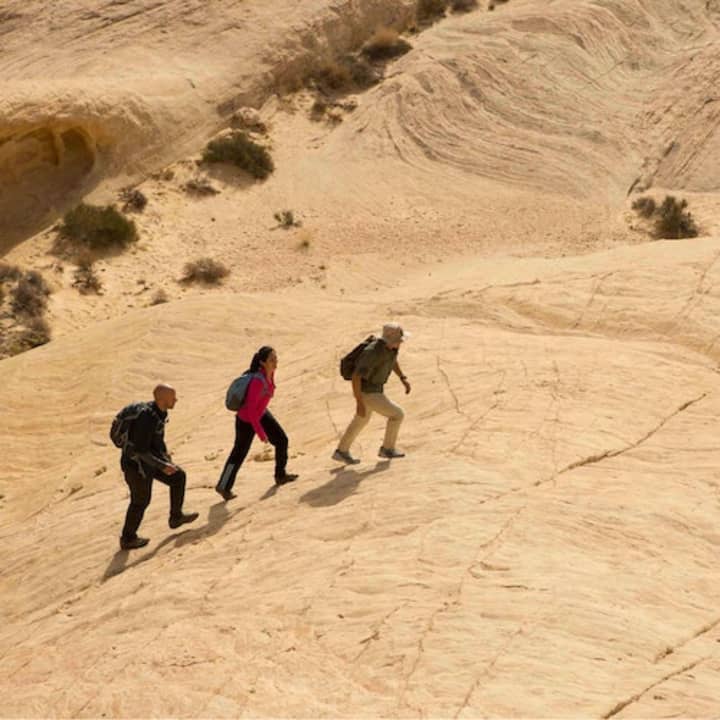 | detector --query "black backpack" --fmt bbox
[339,335,376,380]
[109,402,151,449]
